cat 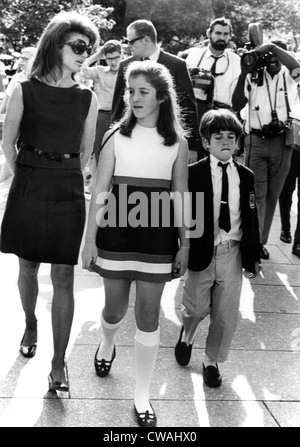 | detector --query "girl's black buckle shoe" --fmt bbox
[94,345,116,377]
[134,404,157,427]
